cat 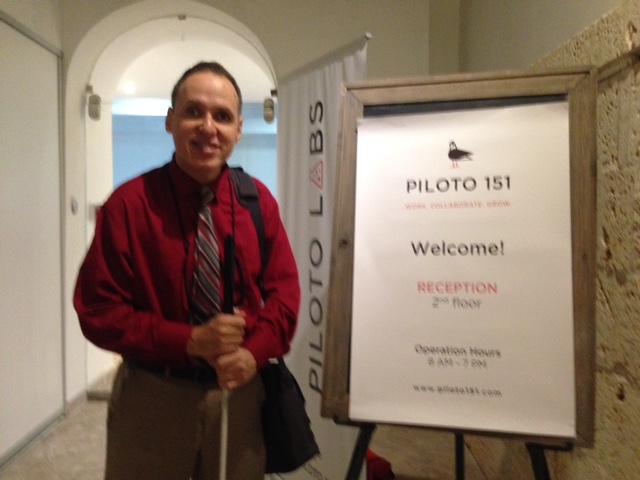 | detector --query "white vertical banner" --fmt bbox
[277,37,369,479]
